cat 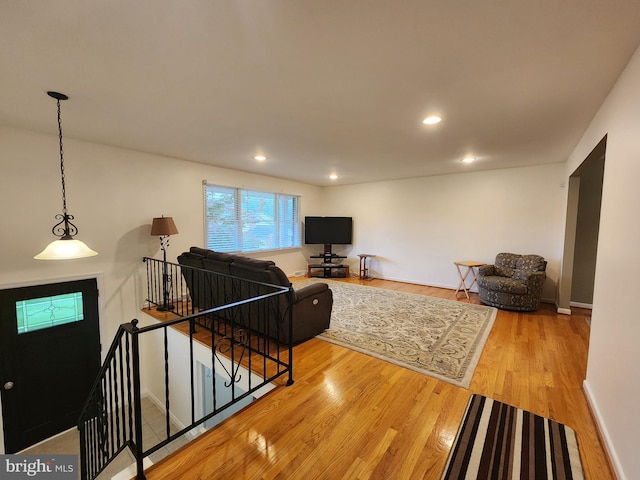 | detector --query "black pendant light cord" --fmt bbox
[56,97,68,217]
[47,91,77,239]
